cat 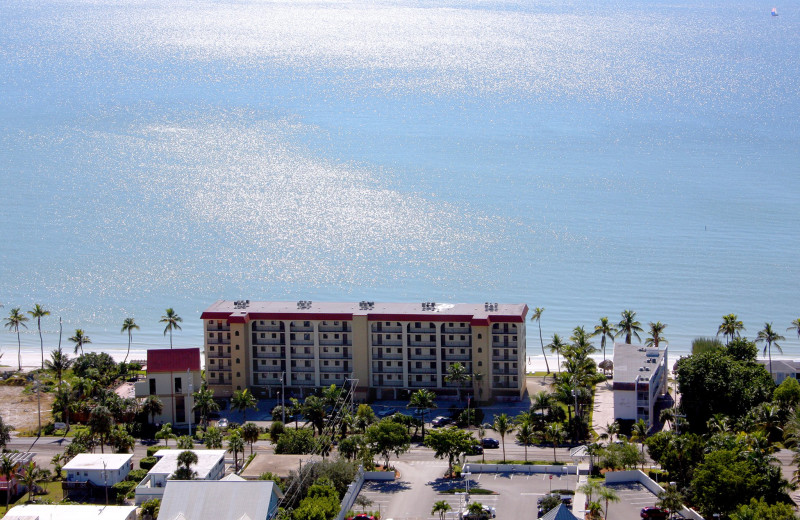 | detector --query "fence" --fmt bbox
[463,463,578,475]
